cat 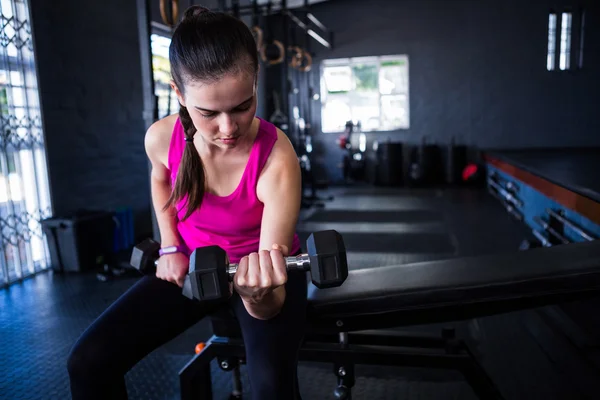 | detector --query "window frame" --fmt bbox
[320,54,410,134]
